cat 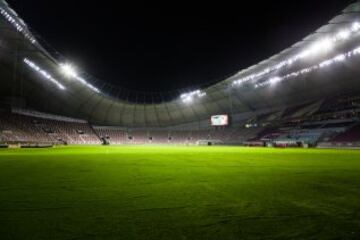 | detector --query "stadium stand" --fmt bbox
[0,92,360,147]
[329,124,360,143]
[1,91,360,148]
[169,131,192,144]
[149,130,170,144]
[94,127,127,144]
[129,130,150,144]
[0,111,101,145]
